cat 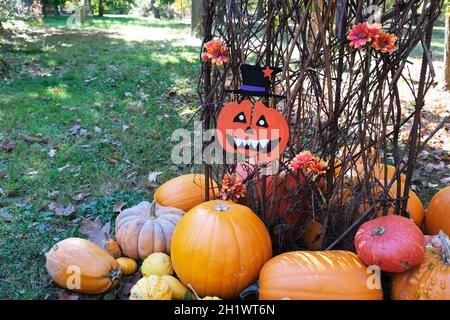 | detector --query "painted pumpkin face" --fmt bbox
[216,99,289,163]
